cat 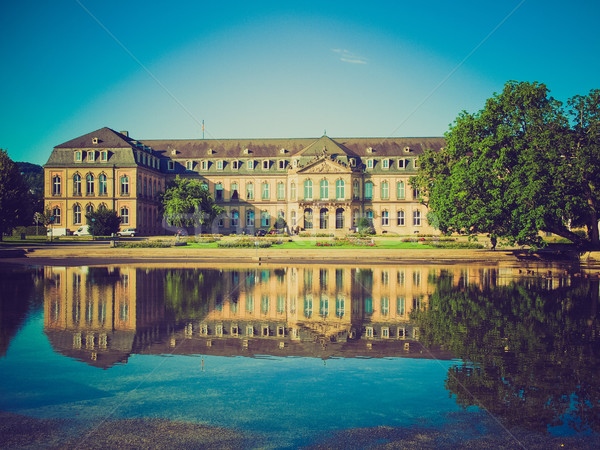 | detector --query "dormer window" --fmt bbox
[171,149,177,156]
[201,160,208,171]
[216,160,224,170]
[92,137,99,145]
[262,160,270,170]
[403,146,412,153]
[75,151,82,162]
[278,160,286,170]
[88,151,95,162]
[349,158,356,167]
[280,148,286,154]
[101,151,108,162]
[292,159,298,168]
[168,161,175,171]
[207,149,214,155]
[367,159,373,169]
[413,158,419,169]
[243,148,251,155]
[382,159,389,169]
[366,147,373,154]
[232,160,239,170]
[186,160,193,171]
[248,160,254,170]
[398,159,406,169]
